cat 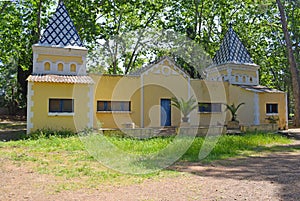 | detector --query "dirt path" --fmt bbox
[1,132,300,201]
[0,120,26,141]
